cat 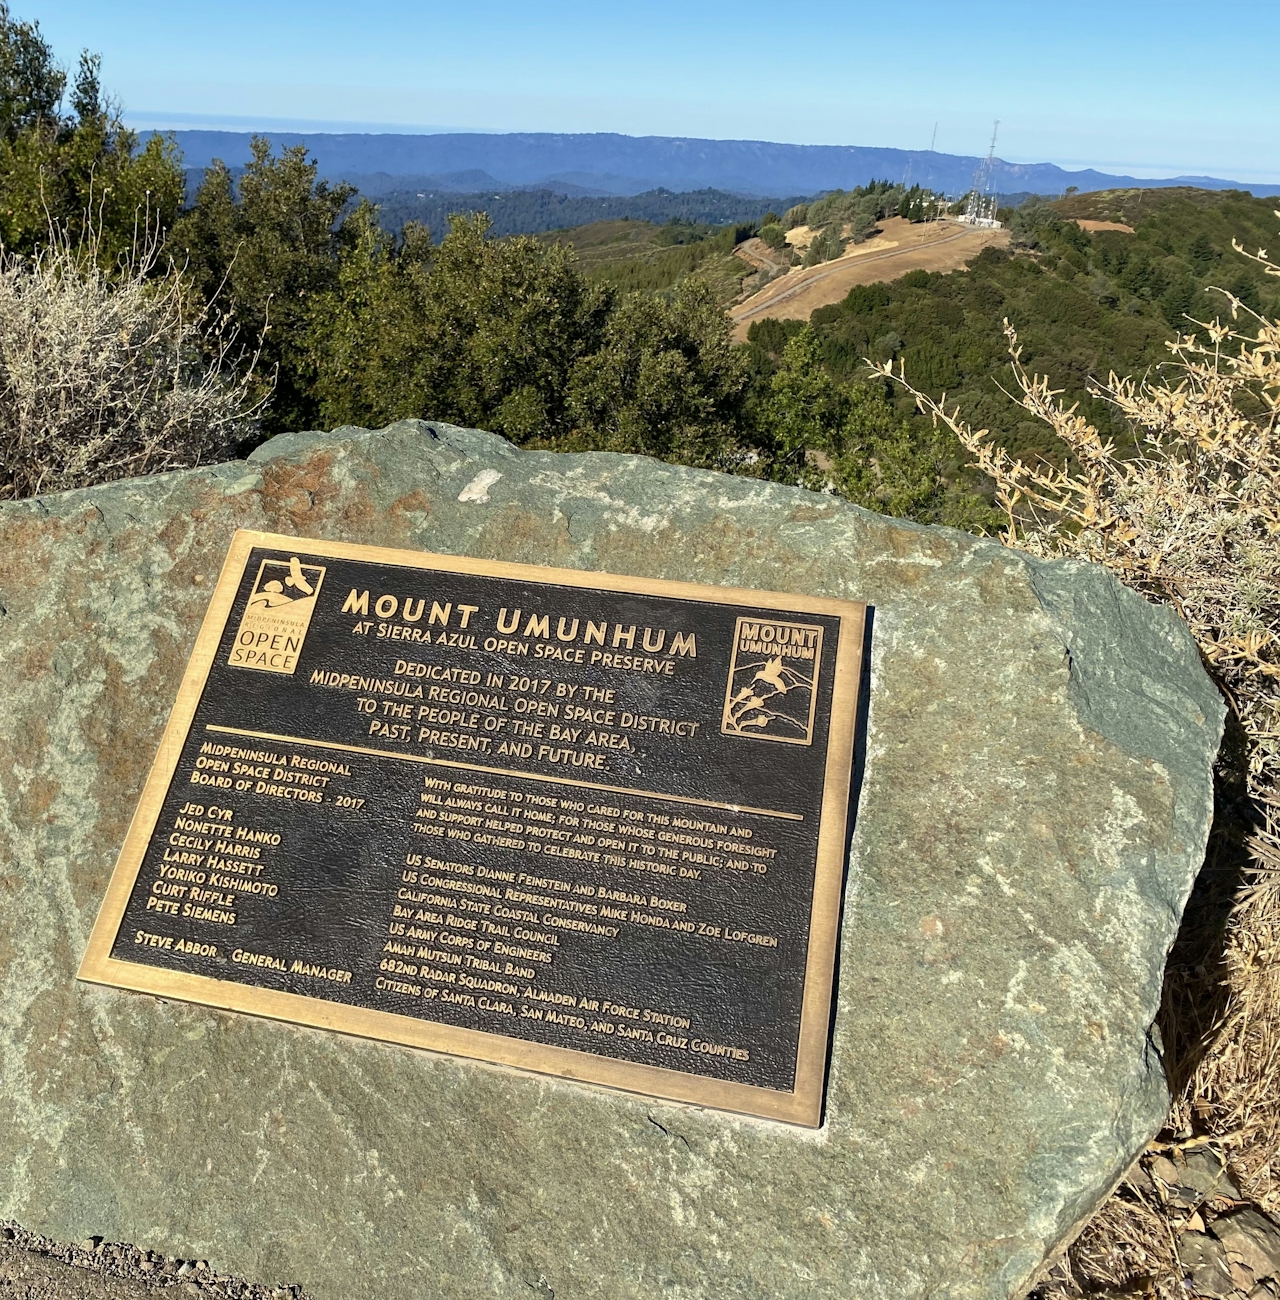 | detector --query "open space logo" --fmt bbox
[228,556,327,675]
[720,617,823,746]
